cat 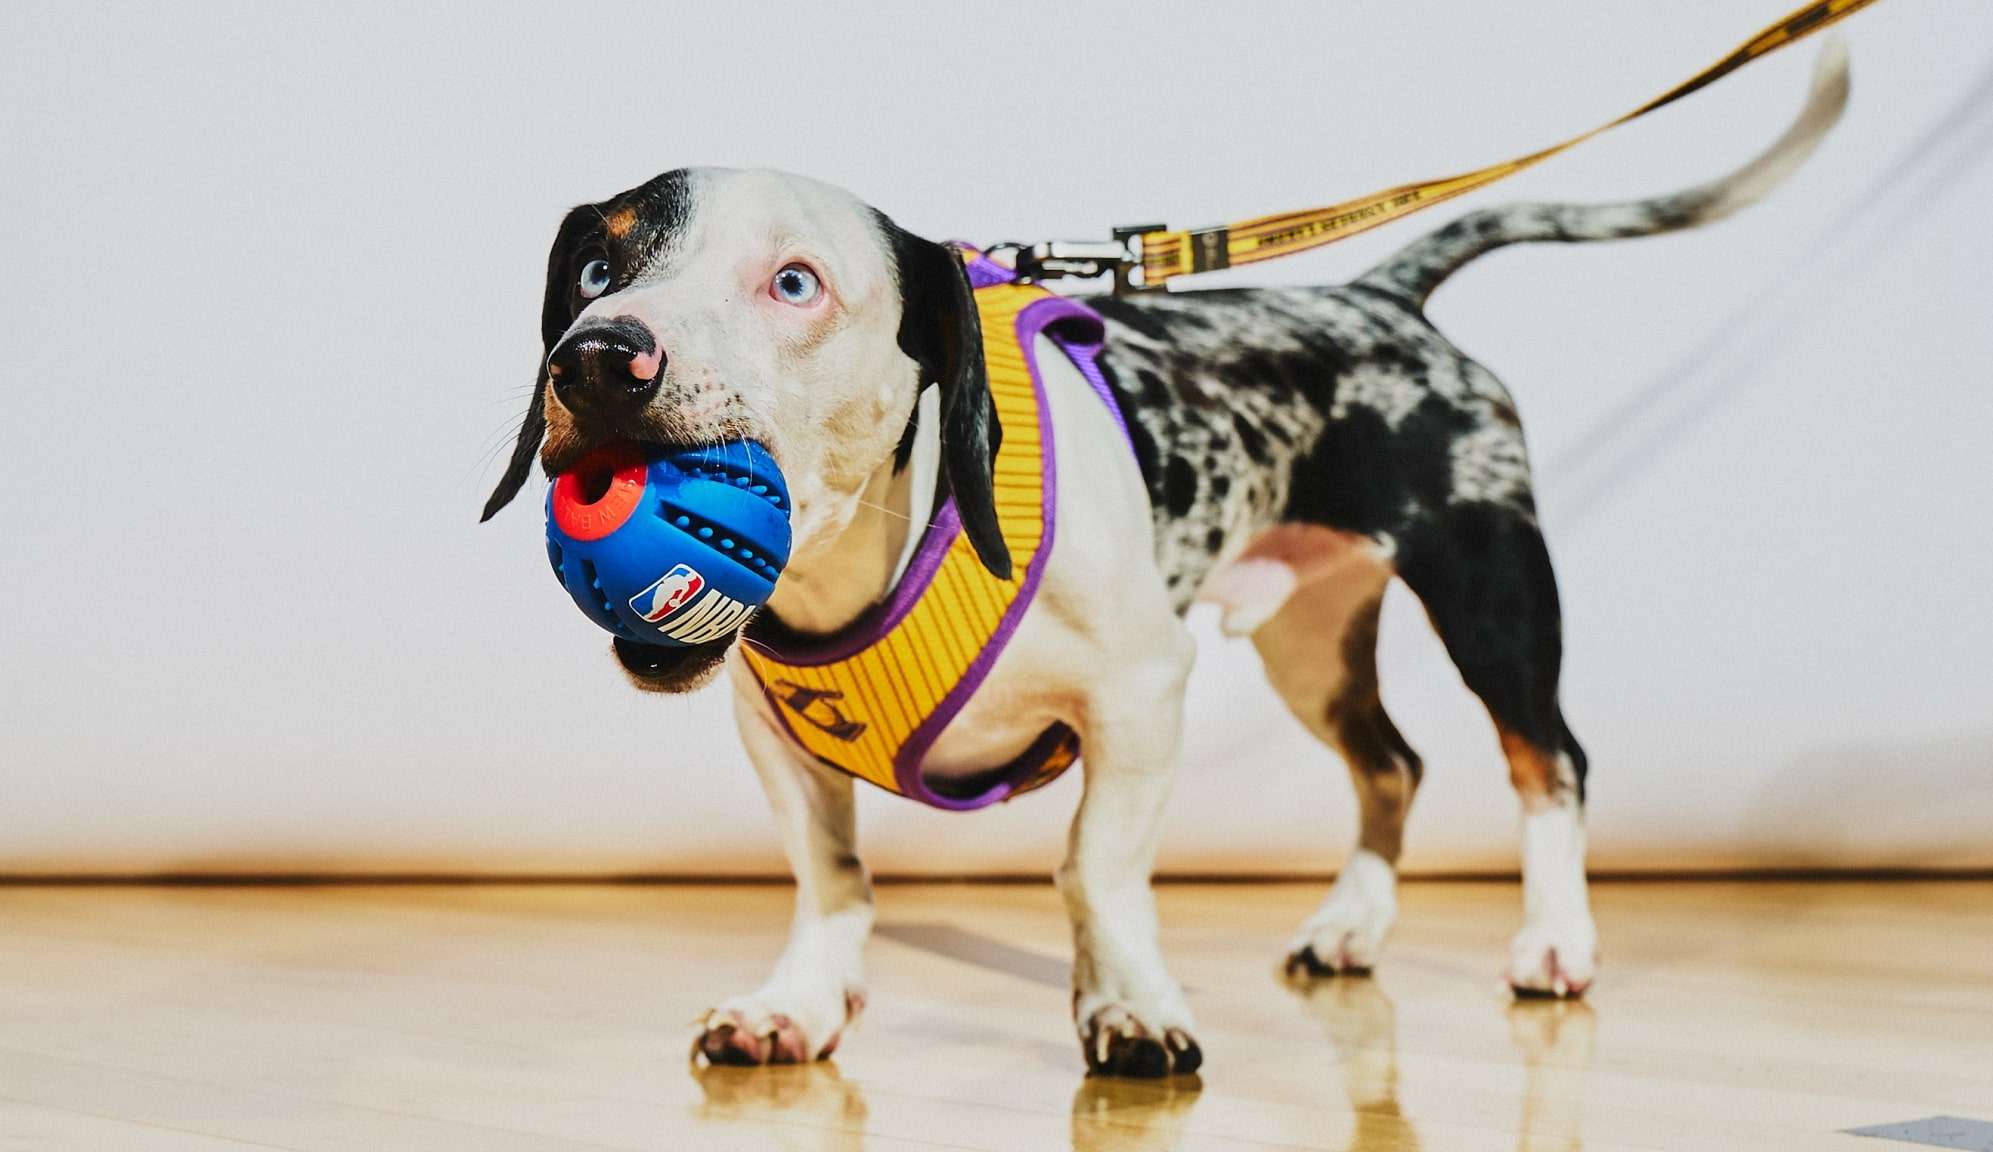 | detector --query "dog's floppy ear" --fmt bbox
[880,216,1010,580]
[481,206,596,522]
